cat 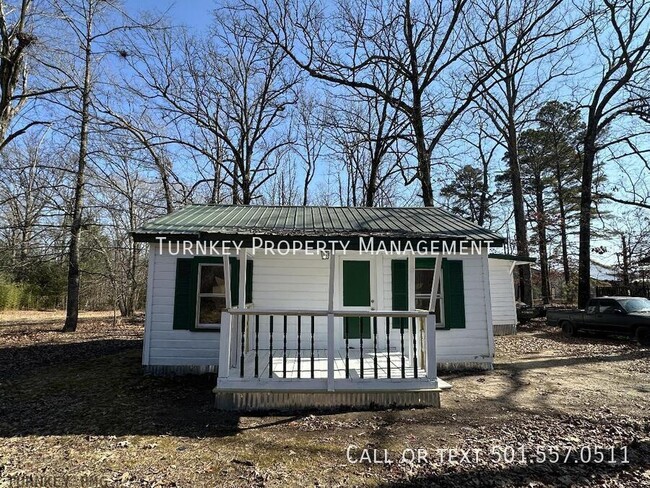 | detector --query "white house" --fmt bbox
[488,254,536,335]
[133,205,506,410]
